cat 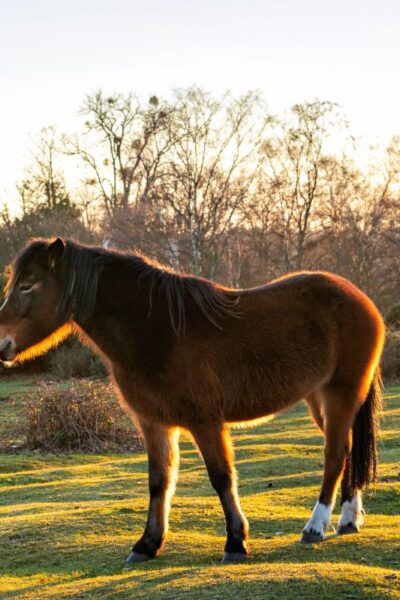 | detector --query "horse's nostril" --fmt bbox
[0,338,16,361]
